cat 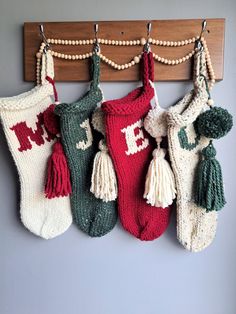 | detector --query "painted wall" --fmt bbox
[0,0,235,313]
